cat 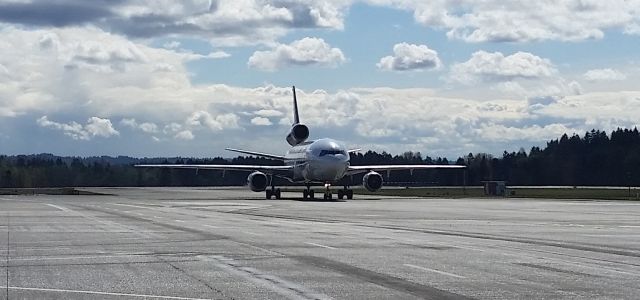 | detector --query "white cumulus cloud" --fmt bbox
[120,118,158,133]
[37,116,119,140]
[248,37,346,71]
[583,68,627,81]
[400,1,640,42]
[186,111,239,131]
[174,130,195,140]
[450,51,557,84]
[251,117,272,126]
[377,43,441,71]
